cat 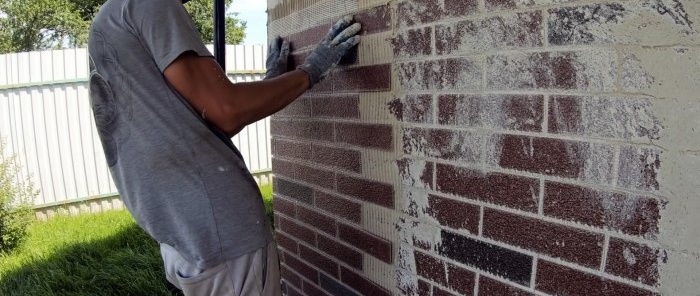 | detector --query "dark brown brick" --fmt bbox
[297,205,337,235]
[402,128,483,163]
[273,159,335,189]
[433,286,457,296]
[311,95,360,119]
[447,264,476,295]
[273,138,312,160]
[418,279,431,296]
[548,4,627,46]
[276,231,299,254]
[312,145,362,173]
[392,27,433,58]
[544,182,661,238]
[396,158,434,190]
[388,95,434,123]
[337,174,394,208]
[355,5,392,35]
[340,266,391,296]
[332,64,392,92]
[485,0,518,10]
[436,163,539,212]
[438,94,544,132]
[315,191,362,224]
[277,97,311,118]
[498,134,615,182]
[478,276,534,296]
[287,24,328,50]
[319,273,359,296]
[300,244,339,278]
[317,234,363,270]
[285,252,320,284]
[336,122,393,150]
[486,50,616,92]
[436,11,543,55]
[484,209,604,268]
[444,0,478,17]
[288,286,304,296]
[606,238,664,286]
[303,280,329,296]
[438,230,533,285]
[279,216,317,246]
[536,260,658,296]
[618,146,661,192]
[281,265,302,289]
[271,118,334,142]
[427,195,480,234]
[397,58,482,91]
[274,196,297,218]
[275,178,314,204]
[397,0,442,28]
[415,250,447,285]
[338,224,393,263]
